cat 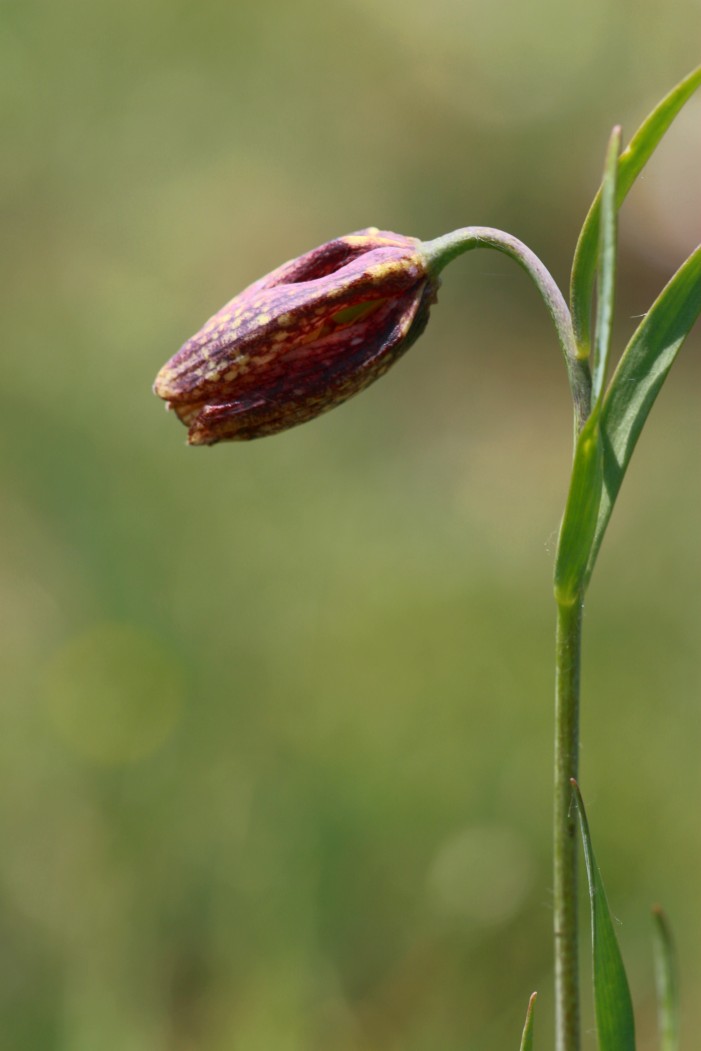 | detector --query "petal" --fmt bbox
[185,280,436,443]
[154,247,427,404]
[247,229,420,291]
